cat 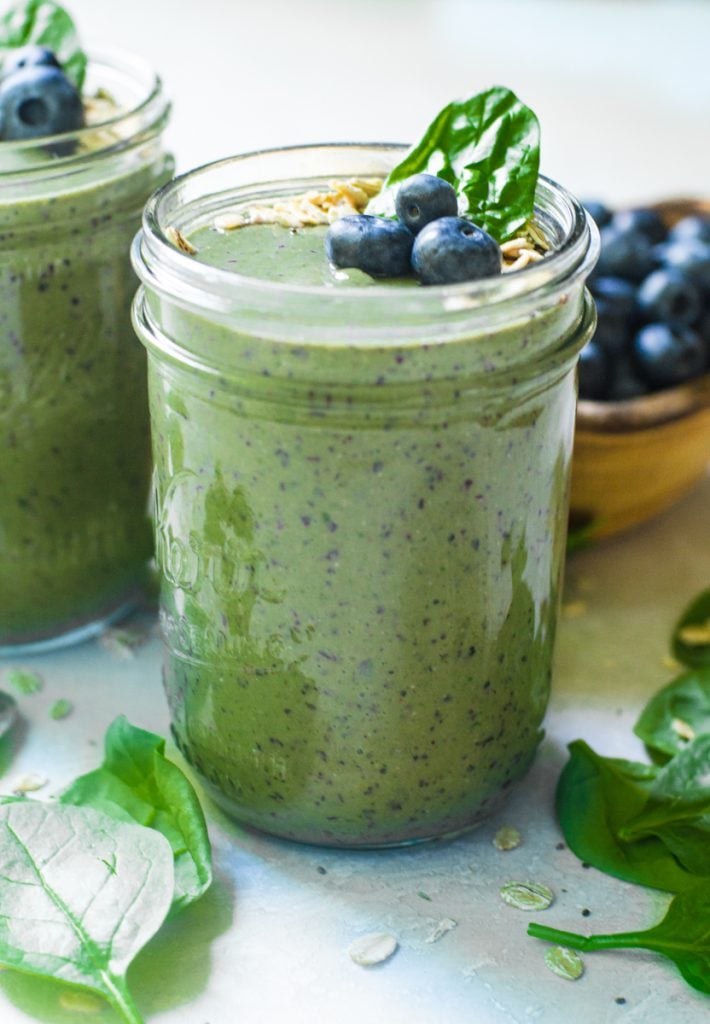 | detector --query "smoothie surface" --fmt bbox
[189,221,416,288]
